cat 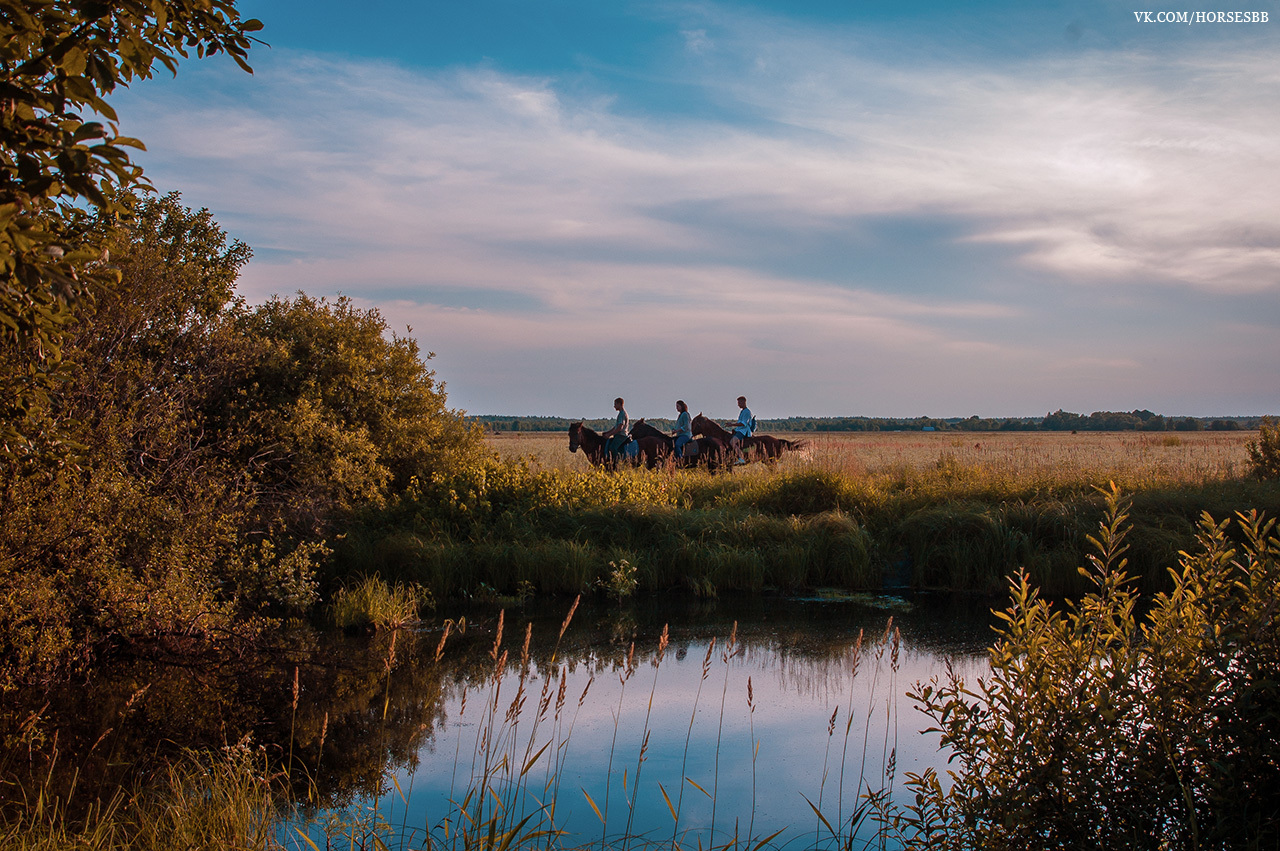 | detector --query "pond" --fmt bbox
[0,593,997,849]
[285,594,997,849]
